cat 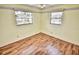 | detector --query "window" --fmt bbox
[50,12,63,24]
[15,11,32,25]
